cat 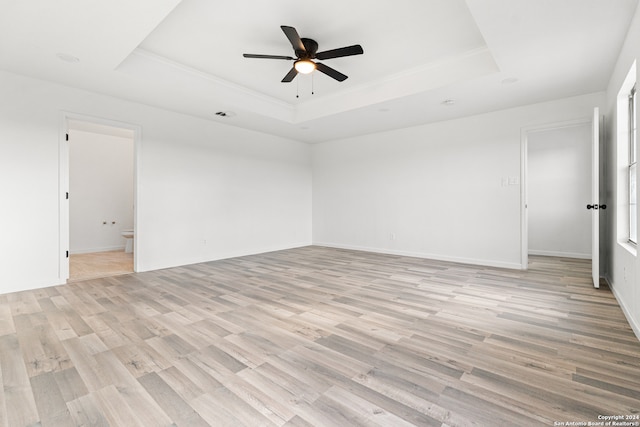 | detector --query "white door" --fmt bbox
[591,107,600,288]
